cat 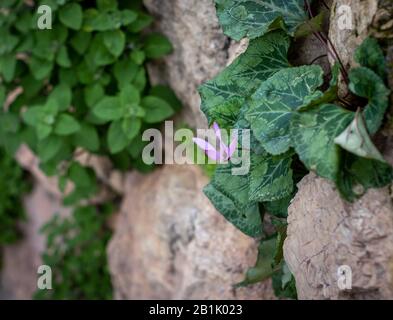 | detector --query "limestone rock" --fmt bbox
[1,183,71,299]
[284,173,393,299]
[108,165,275,299]
[328,0,378,69]
[283,0,393,299]
[144,0,239,129]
